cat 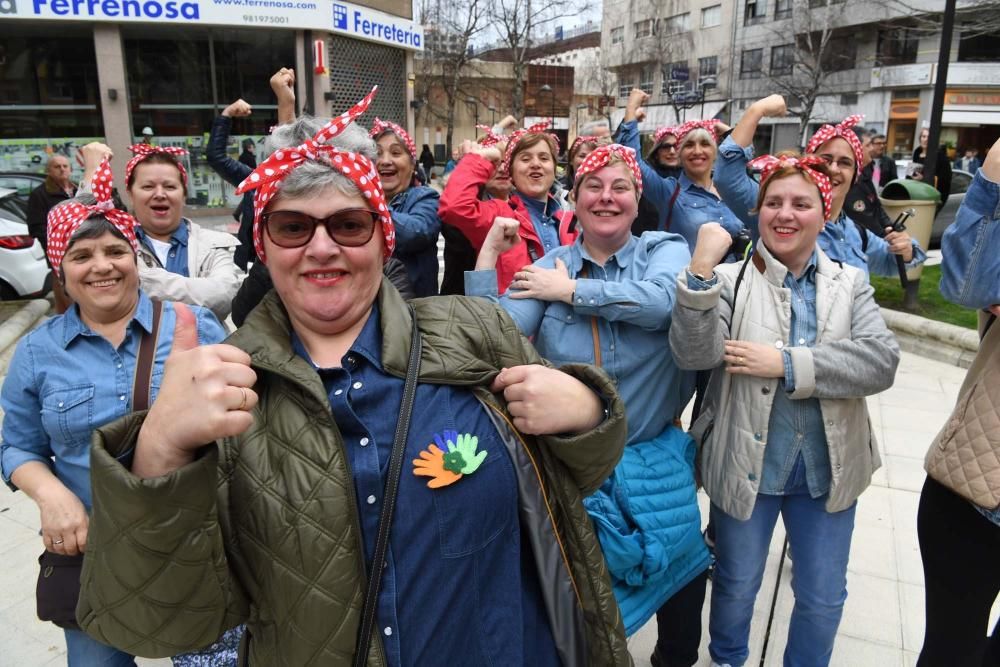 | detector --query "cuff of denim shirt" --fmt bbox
[685,269,719,291]
[782,349,795,392]
[719,135,754,160]
[572,278,605,312]
[464,269,500,298]
[966,169,1000,220]
[903,240,928,269]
